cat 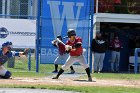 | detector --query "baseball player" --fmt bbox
[0,41,29,79]
[52,35,75,74]
[52,29,92,81]
[110,35,123,72]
